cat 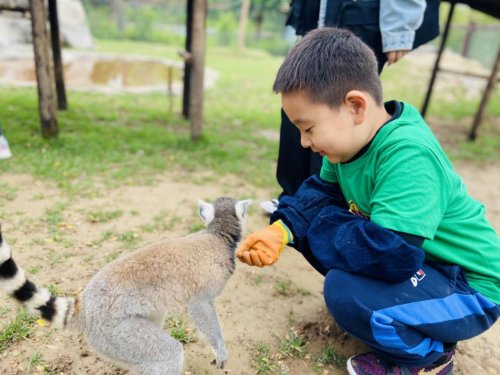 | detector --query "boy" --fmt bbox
[262,0,440,214]
[236,28,499,375]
